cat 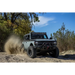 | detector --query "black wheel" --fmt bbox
[49,47,59,58]
[27,46,36,58]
